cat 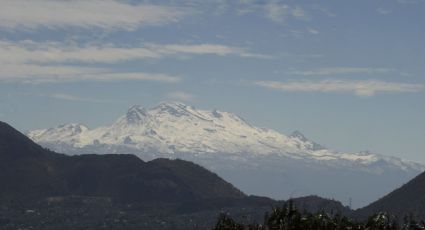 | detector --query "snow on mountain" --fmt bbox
[28,101,423,171]
[27,102,425,208]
